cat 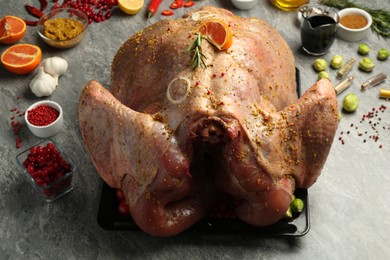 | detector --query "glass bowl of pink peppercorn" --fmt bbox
[25,100,64,138]
[16,139,76,202]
